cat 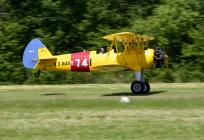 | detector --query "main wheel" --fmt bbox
[131,81,144,95]
[143,81,150,94]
